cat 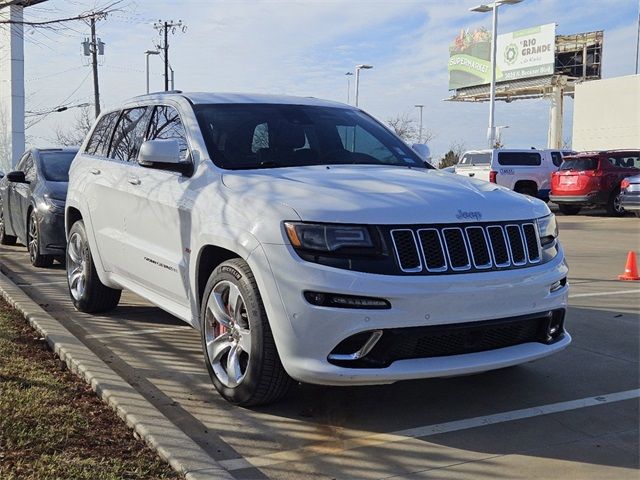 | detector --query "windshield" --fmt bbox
[194,104,430,170]
[39,151,76,182]
[459,153,490,165]
[560,158,597,171]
